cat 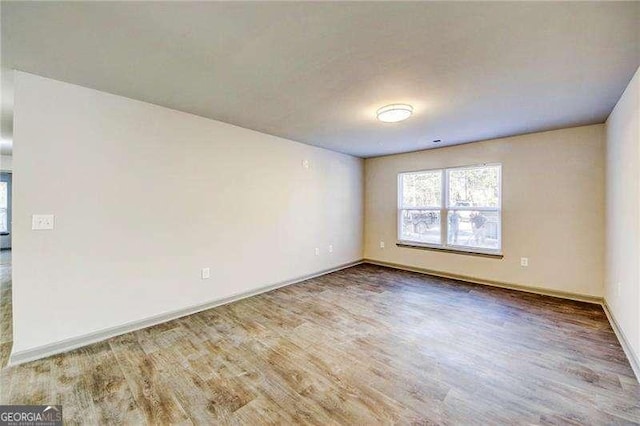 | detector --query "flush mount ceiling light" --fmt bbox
[376,104,413,123]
